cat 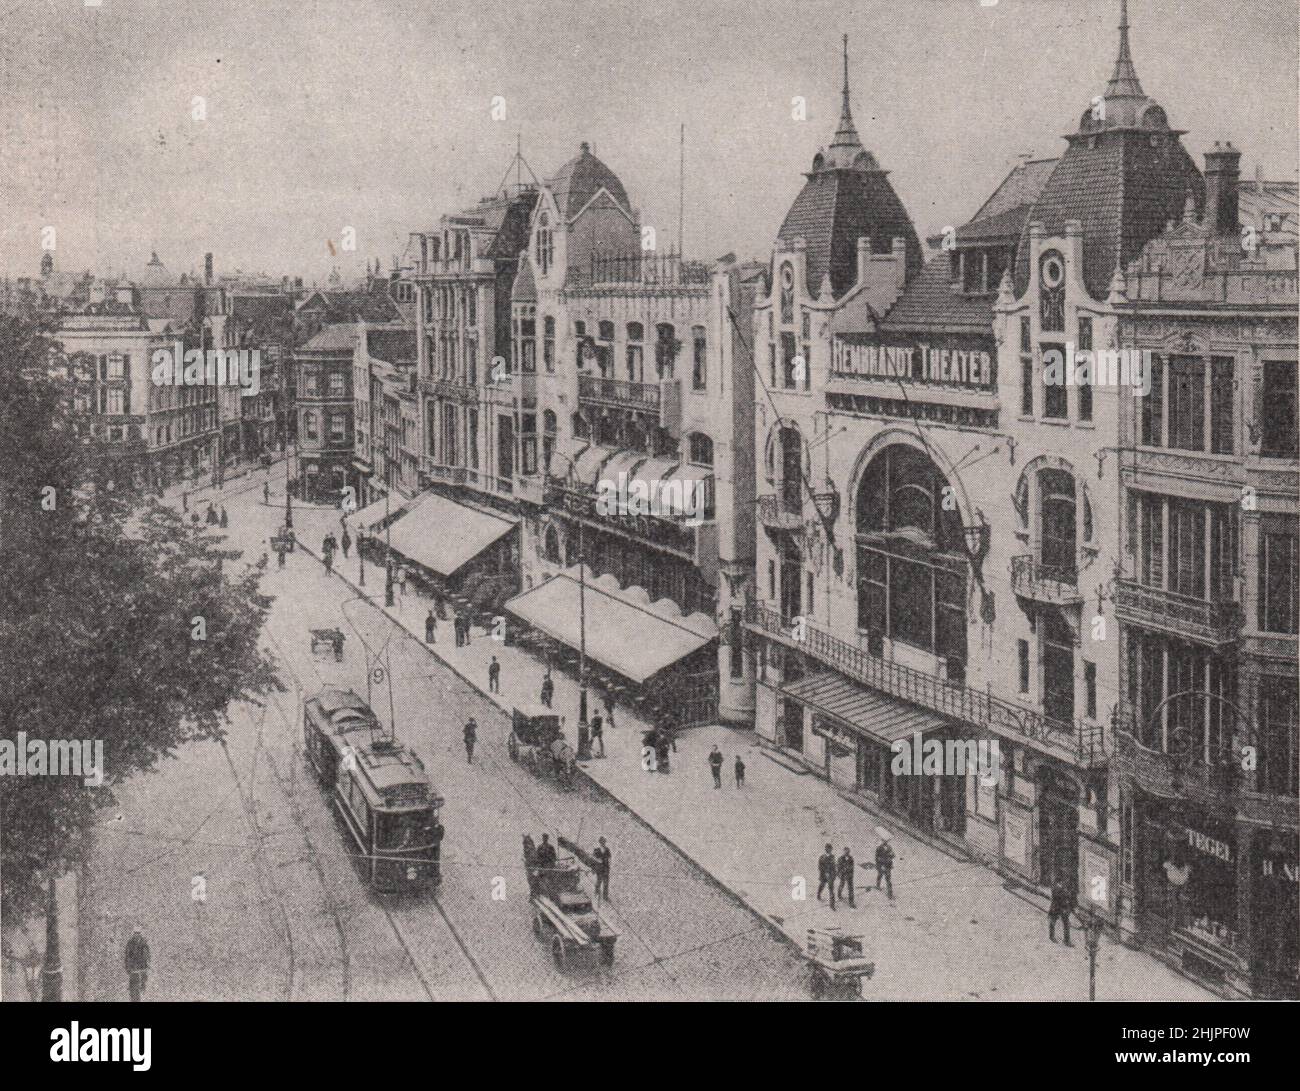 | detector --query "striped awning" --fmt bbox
[781,672,948,744]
